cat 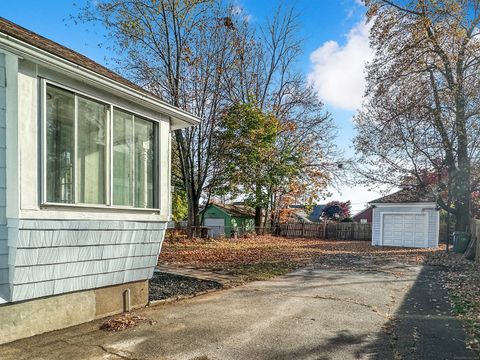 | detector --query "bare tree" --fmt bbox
[214,5,341,231]
[77,1,341,234]
[356,0,480,231]
[77,0,235,232]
